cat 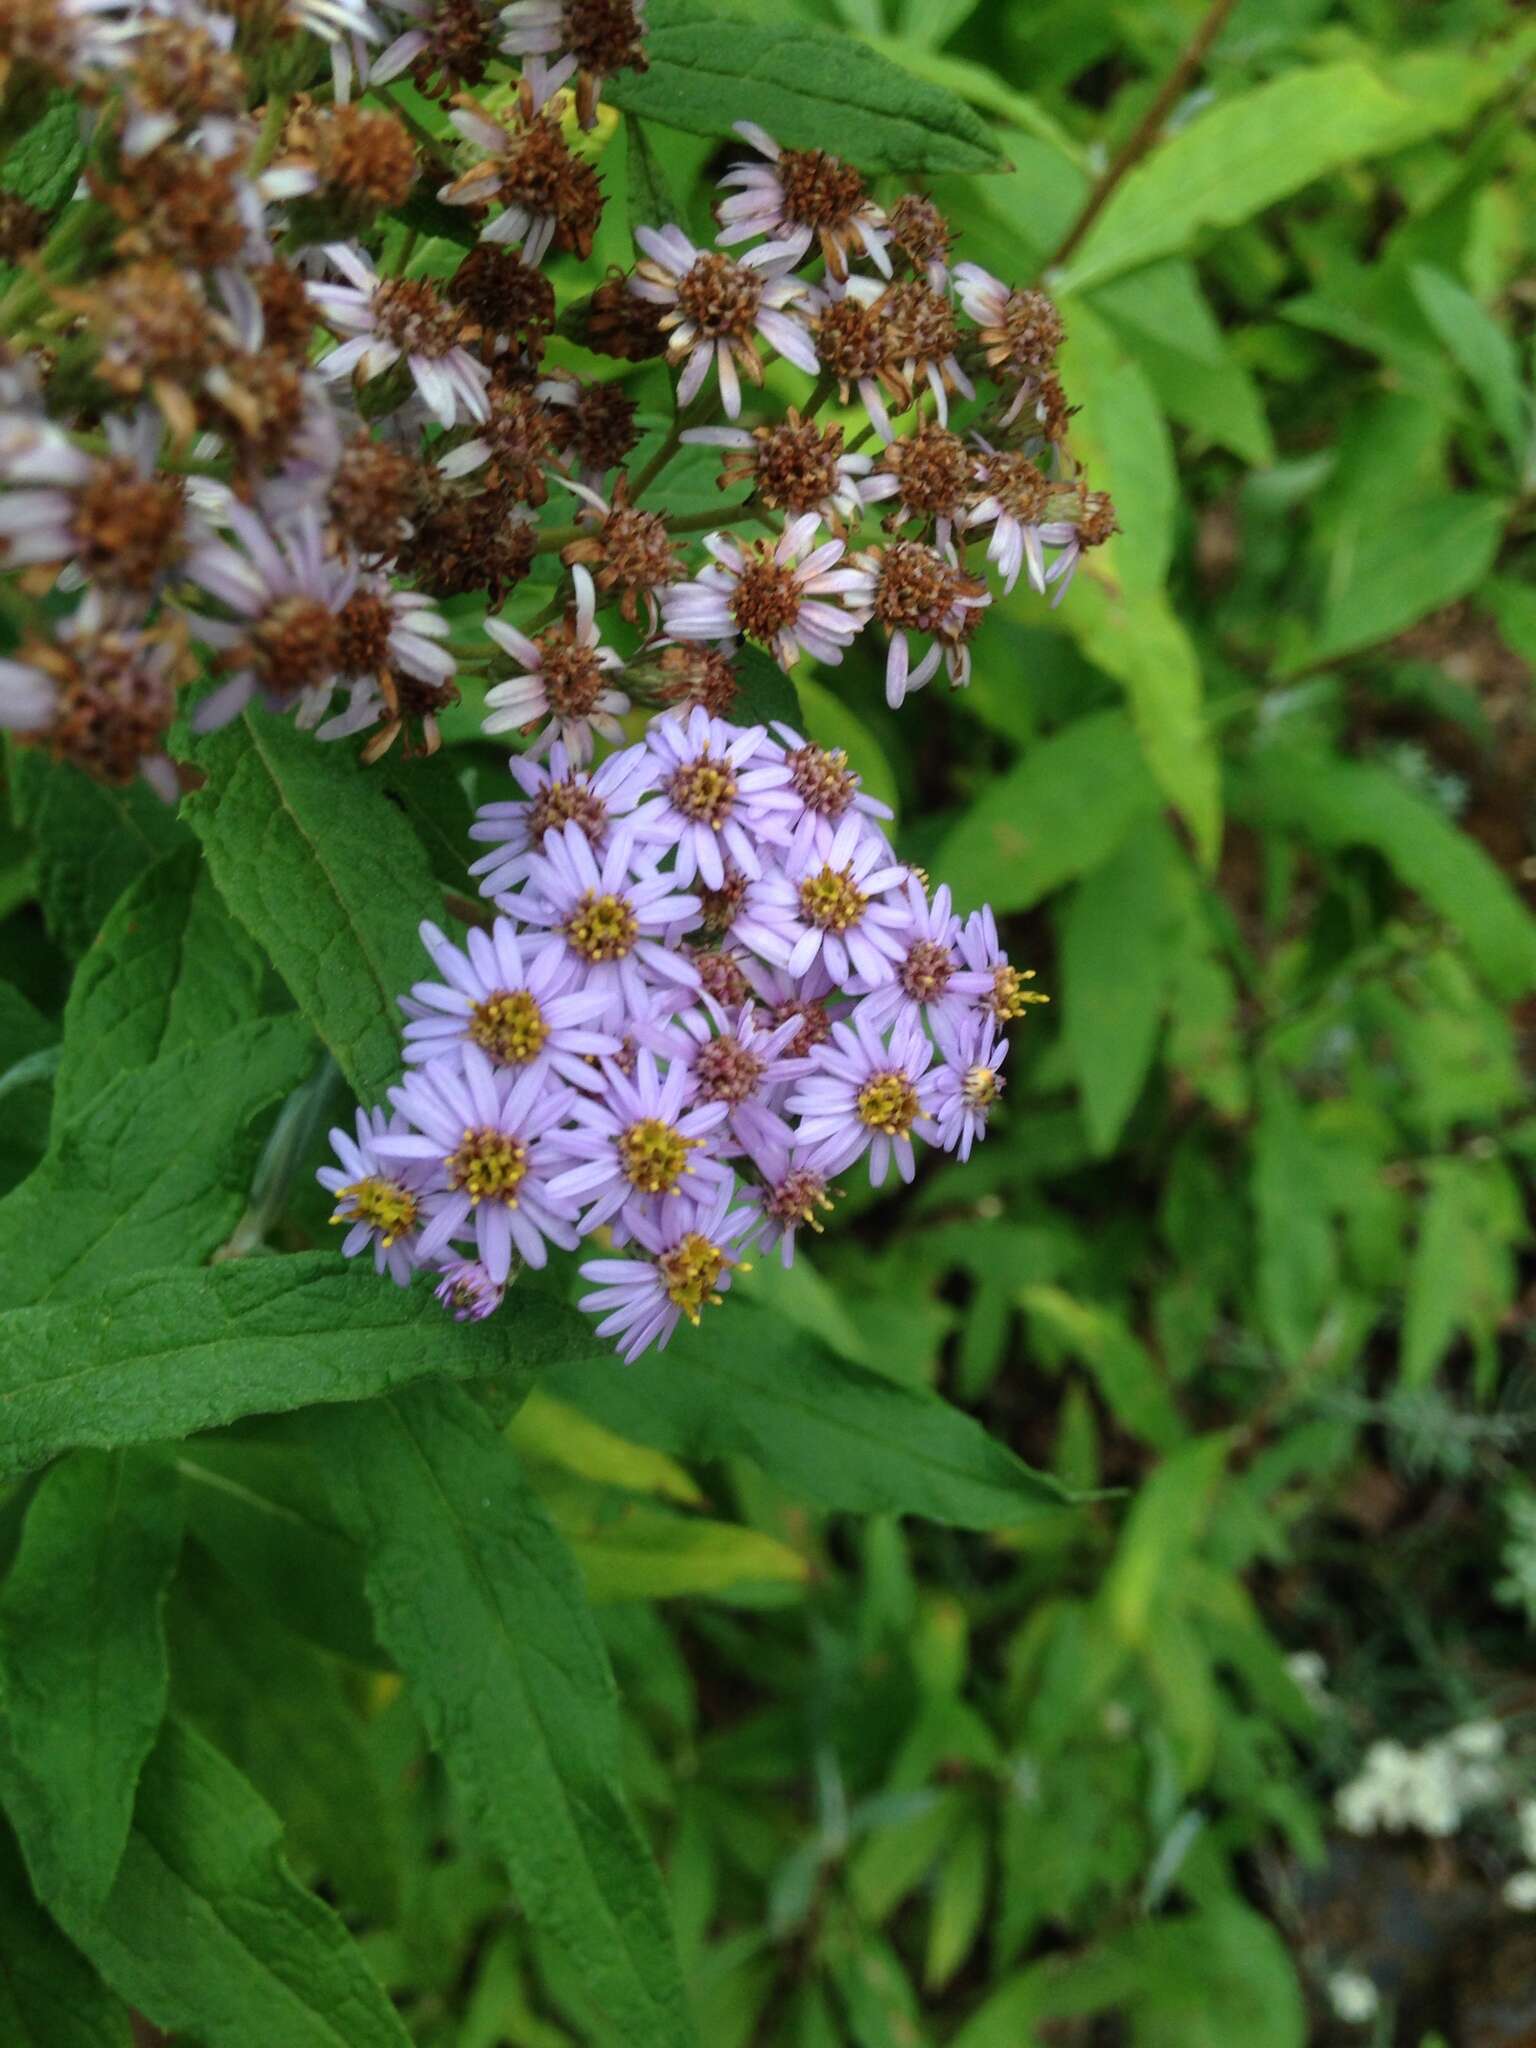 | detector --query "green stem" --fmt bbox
[387,87,457,175]
[253,92,290,173]
[630,415,688,502]
[801,369,836,419]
